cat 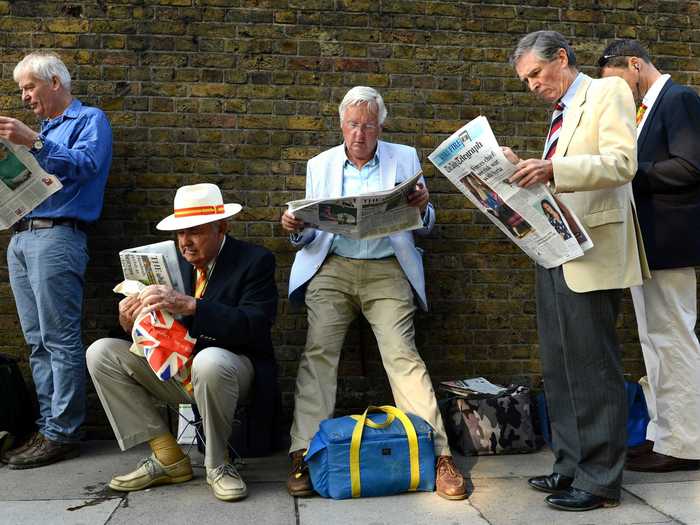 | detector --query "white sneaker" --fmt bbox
[207,463,248,501]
